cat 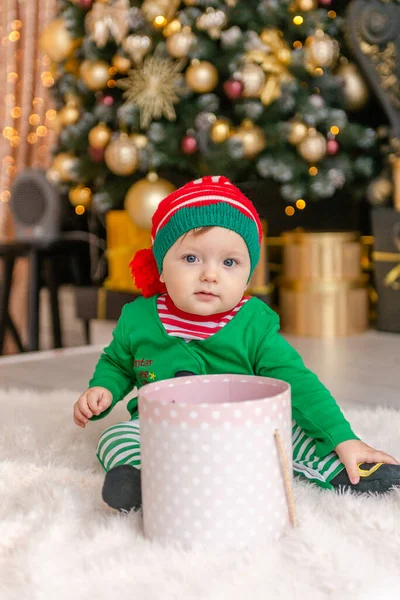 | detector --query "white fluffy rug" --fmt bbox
[1,388,400,600]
